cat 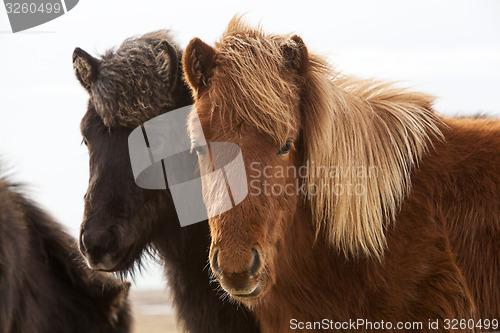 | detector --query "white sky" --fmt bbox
[1,0,499,290]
